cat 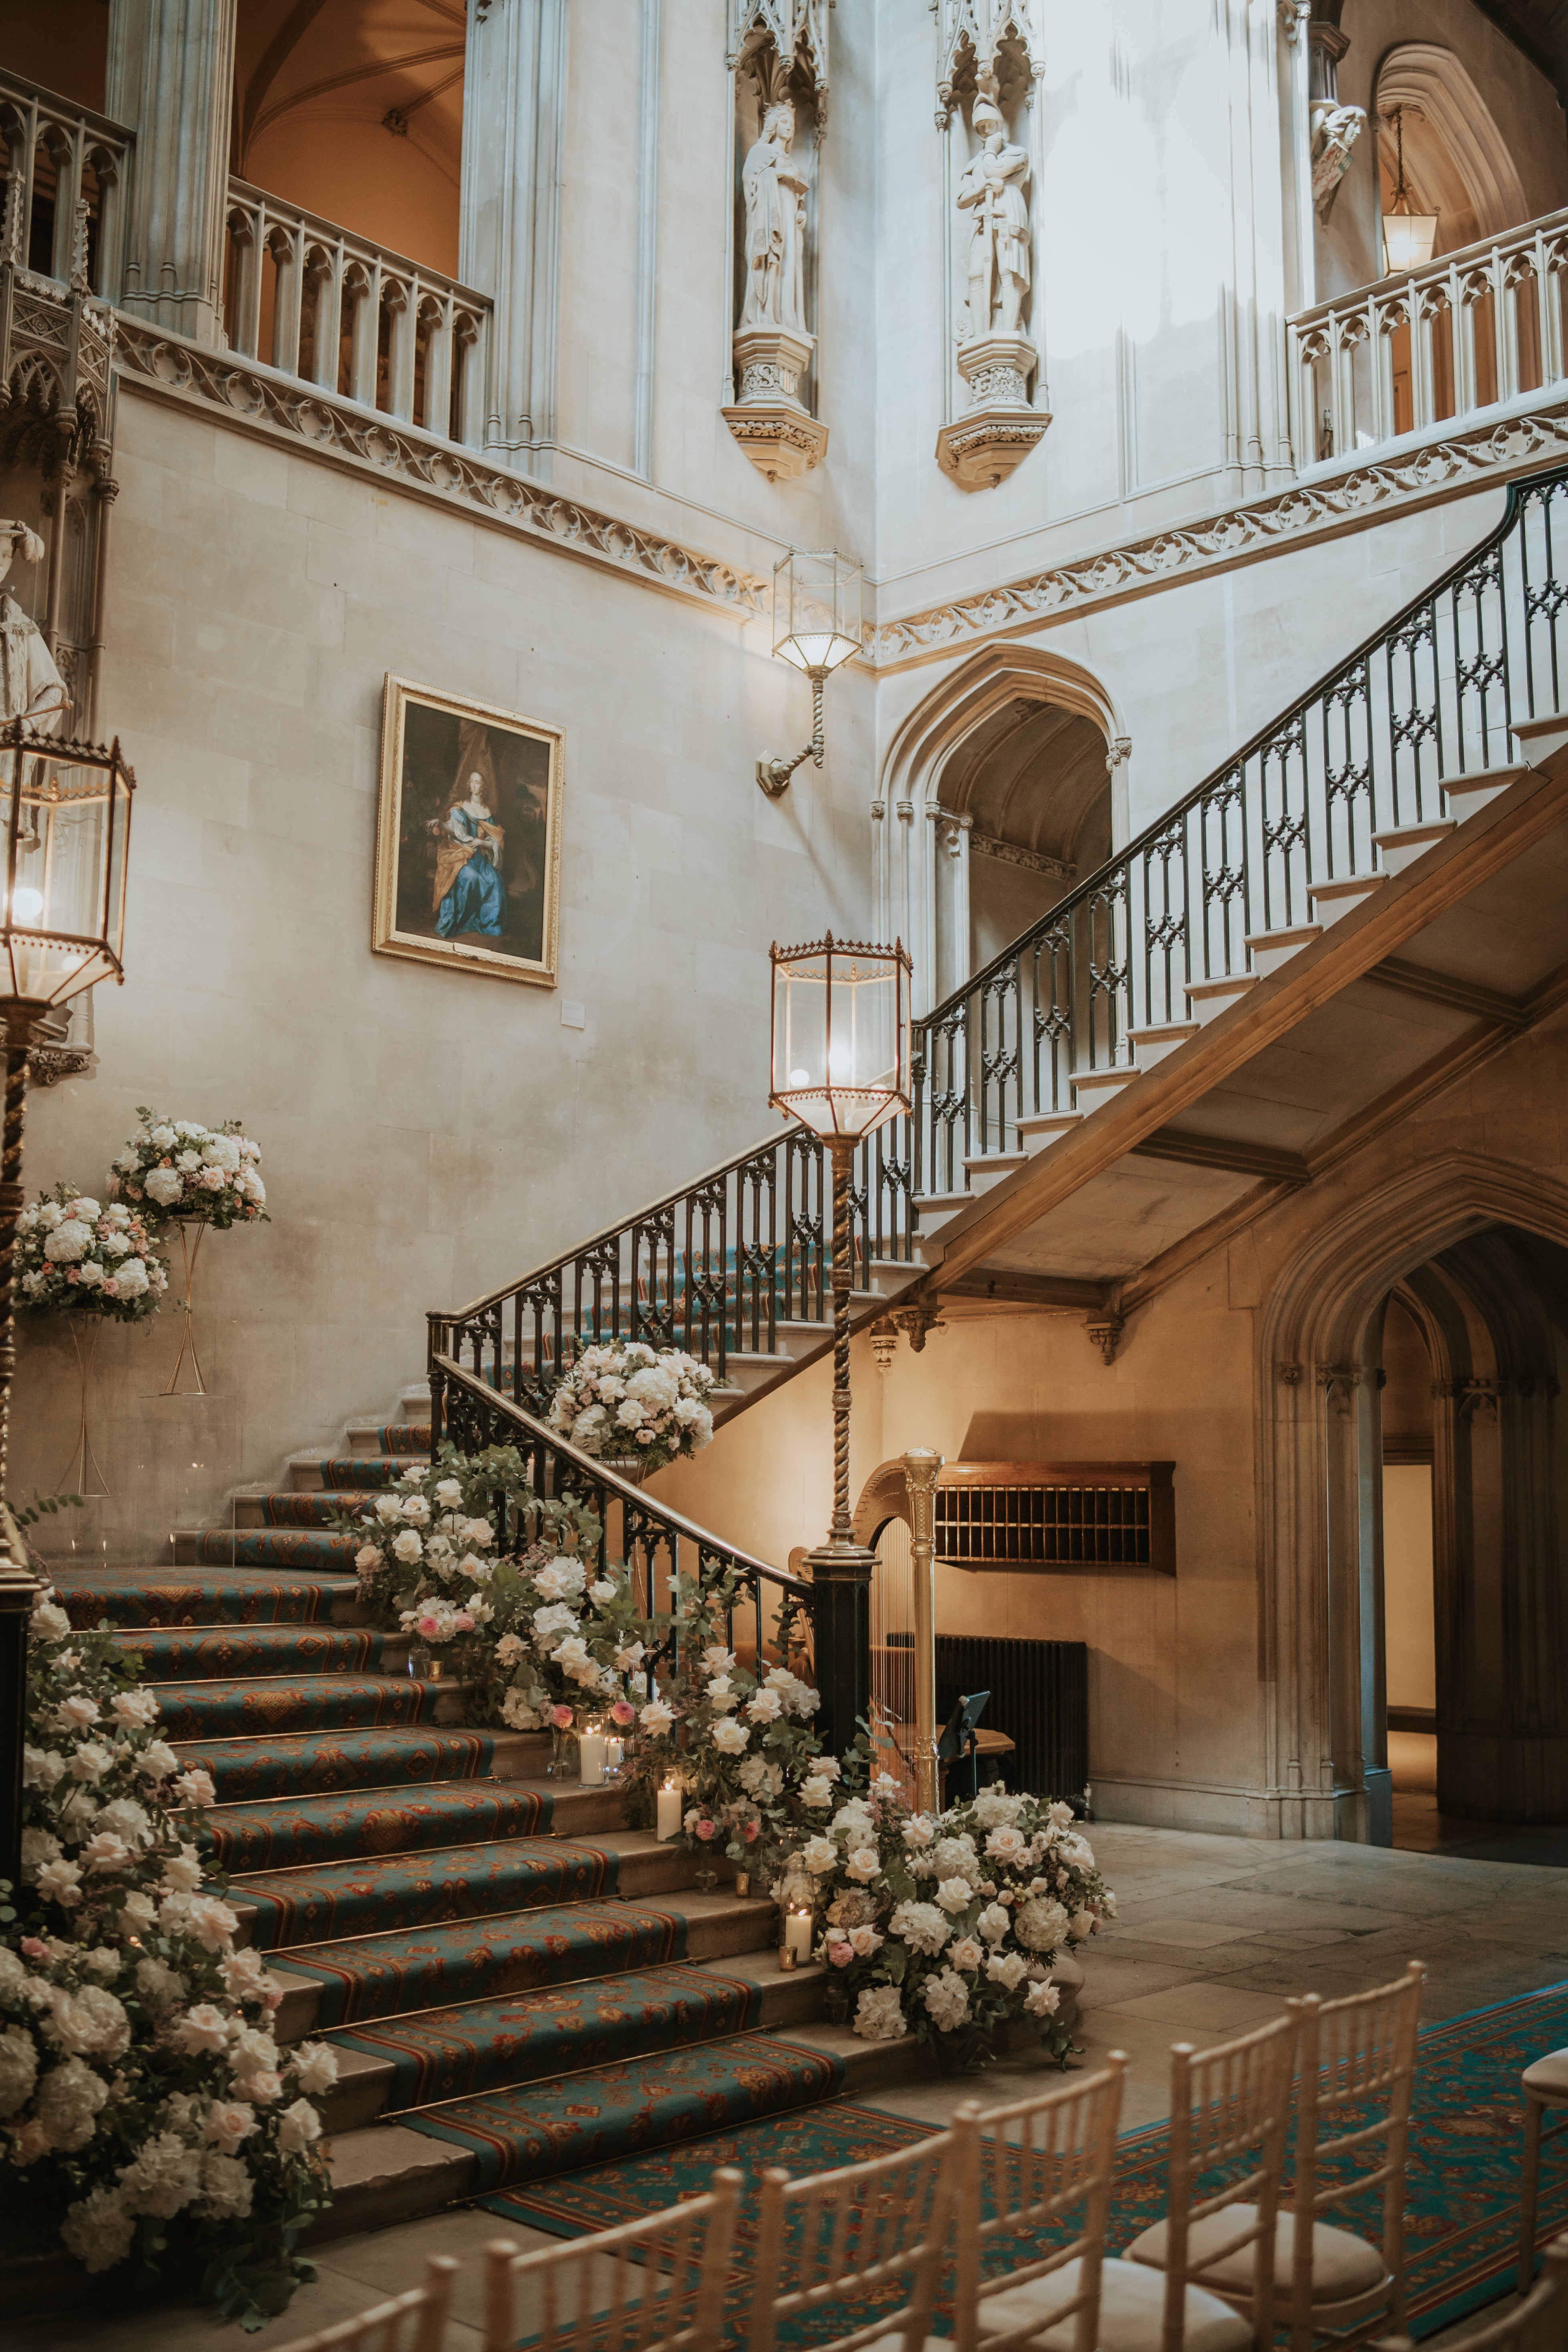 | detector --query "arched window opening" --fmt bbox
[28,129,64,279]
